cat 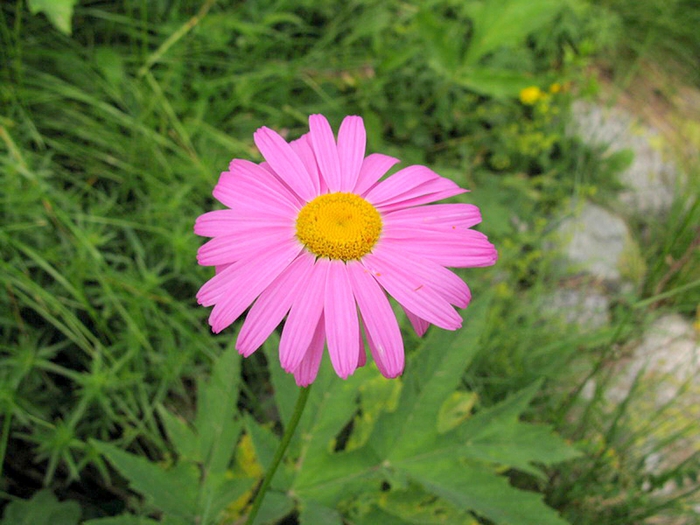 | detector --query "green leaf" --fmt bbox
[437,391,478,434]
[292,362,378,503]
[400,458,569,525]
[26,0,77,35]
[464,0,563,65]
[298,501,343,525]
[370,484,478,524]
[83,517,160,525]
[0,490,80,525]
[157,405,200,462]
[455,68,535,98]
[194,342,242,473]
[201,476,256,524]
[91,441,199,521]
[262,332,298,424]
[253,491,295,525]
[370,296,491,461]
